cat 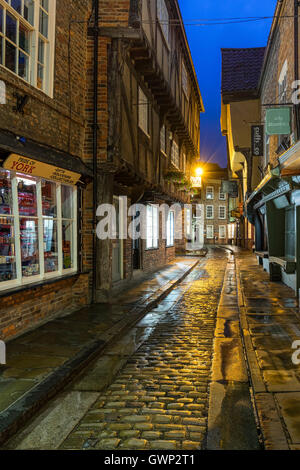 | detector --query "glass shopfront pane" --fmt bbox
[61,185,73,219]
[17,175,37,216]
[39,8,48,38]
[20,218,40,277]
[0,217,17,283]
[62,220,73,270]
[42,180,57,217]
[0,170,12,215]
[44,219,58,273]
